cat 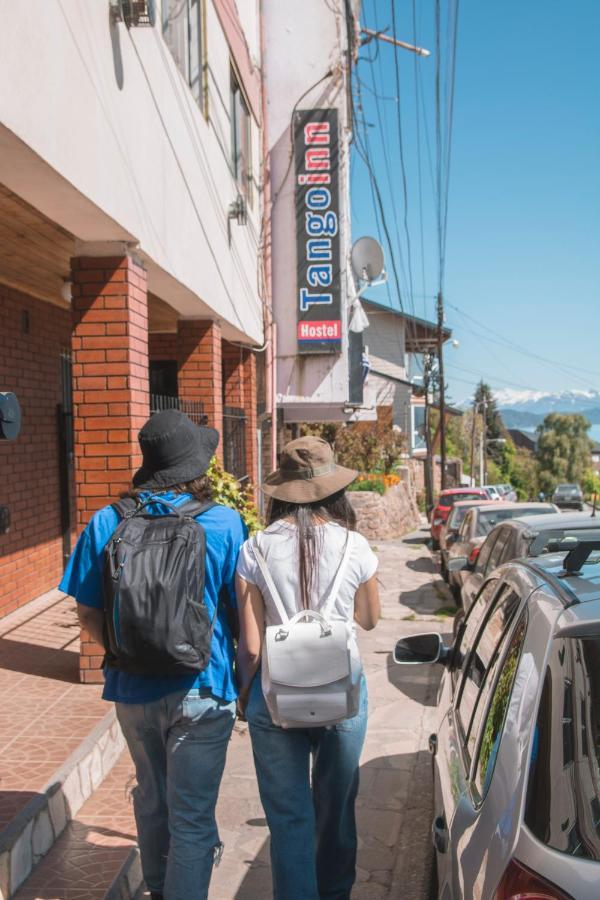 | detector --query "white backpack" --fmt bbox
[251,534,362,729]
